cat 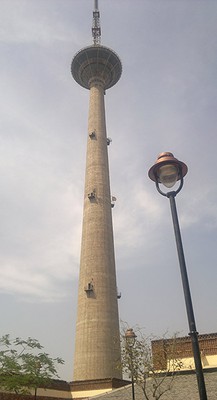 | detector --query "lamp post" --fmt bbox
[148,152,207,400]
[125,328,137,400]
[34,361,41,400]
